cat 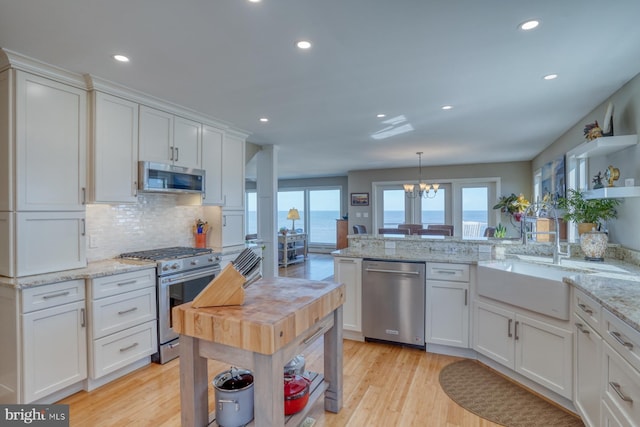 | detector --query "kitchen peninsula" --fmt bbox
[172,277,345,427]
